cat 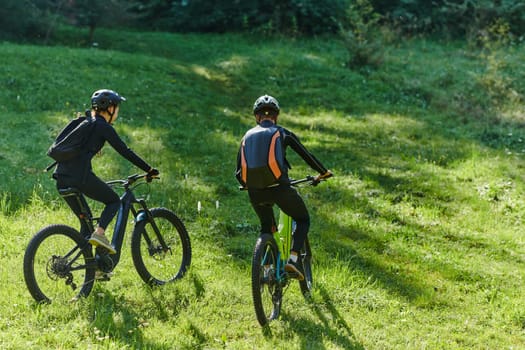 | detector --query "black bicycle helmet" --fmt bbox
[91,89,126,111]
[253,95,280,115]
